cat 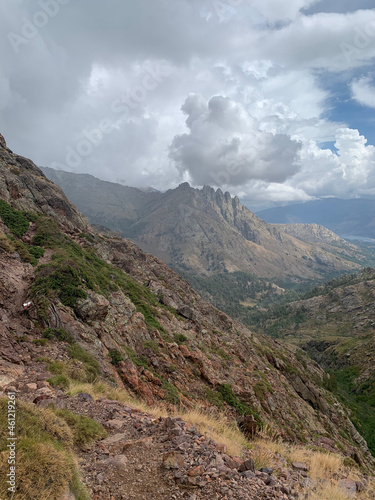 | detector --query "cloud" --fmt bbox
[291,128,375,197]
[0,0,374,203]
[169,94,301,187]
[256,10,375,71]
[351,75,375,108]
